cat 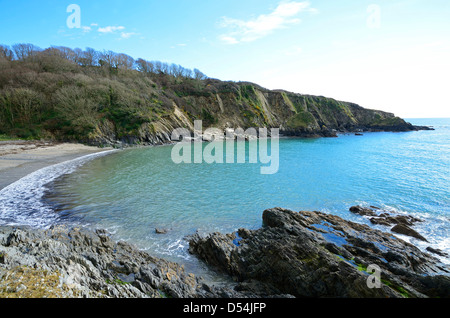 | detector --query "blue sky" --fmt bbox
[1,0,449,117]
